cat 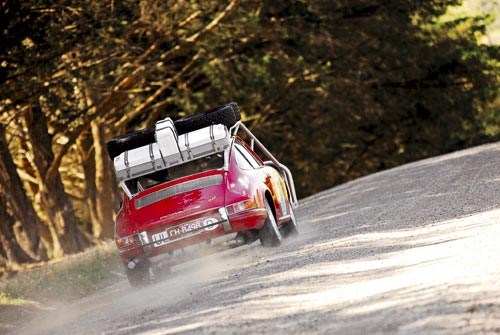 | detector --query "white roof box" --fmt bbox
[178,125,229,161]
[113,118,230,182]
